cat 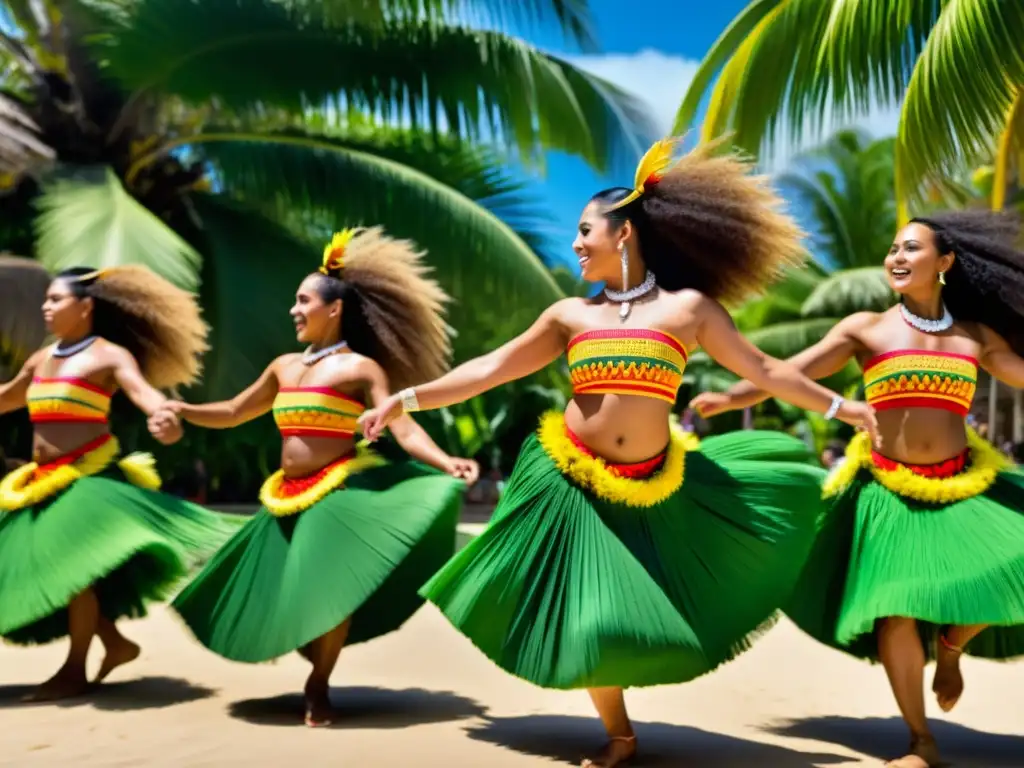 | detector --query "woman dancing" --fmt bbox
[359,139,878,767]
[691,210,1024,768]
[149,227,478,726]
[0,264,229,700]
